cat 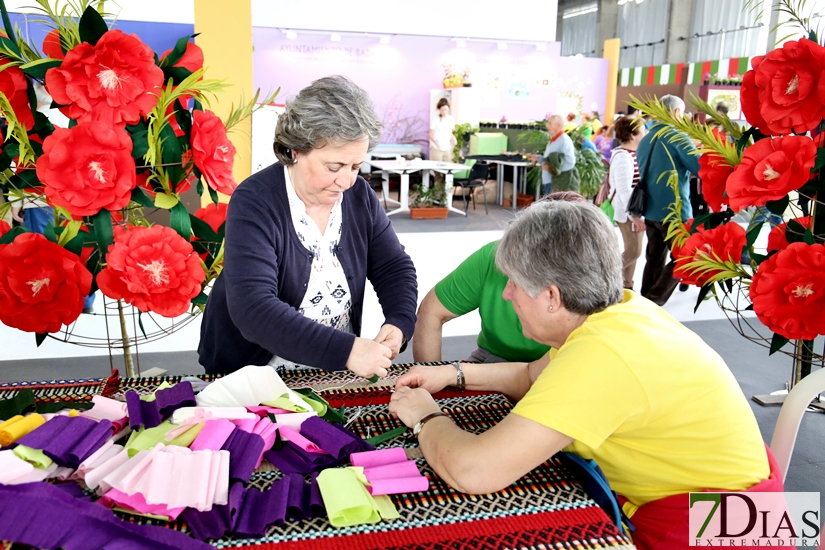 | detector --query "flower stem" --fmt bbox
[117,299,136,378]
